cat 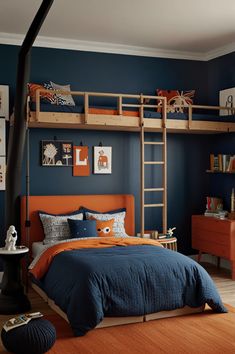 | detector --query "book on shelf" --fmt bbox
[209,154,234,172]
[227,155,235,172]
